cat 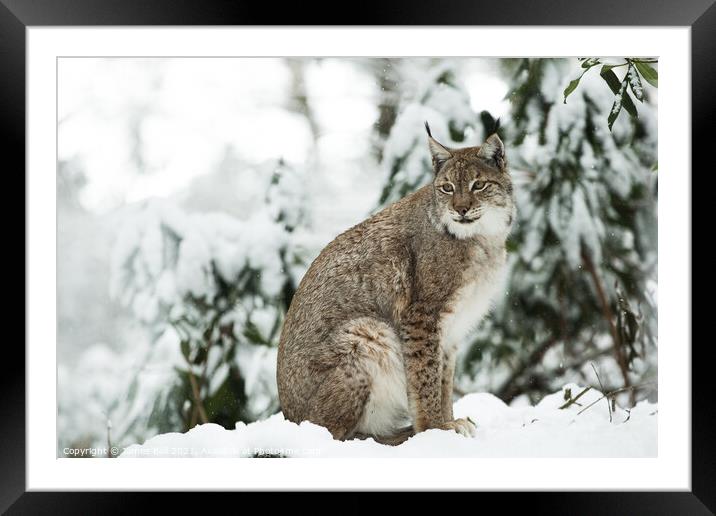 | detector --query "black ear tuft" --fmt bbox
[424,121,433,138]
[425,123,452,166]
[492,117,501,134]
